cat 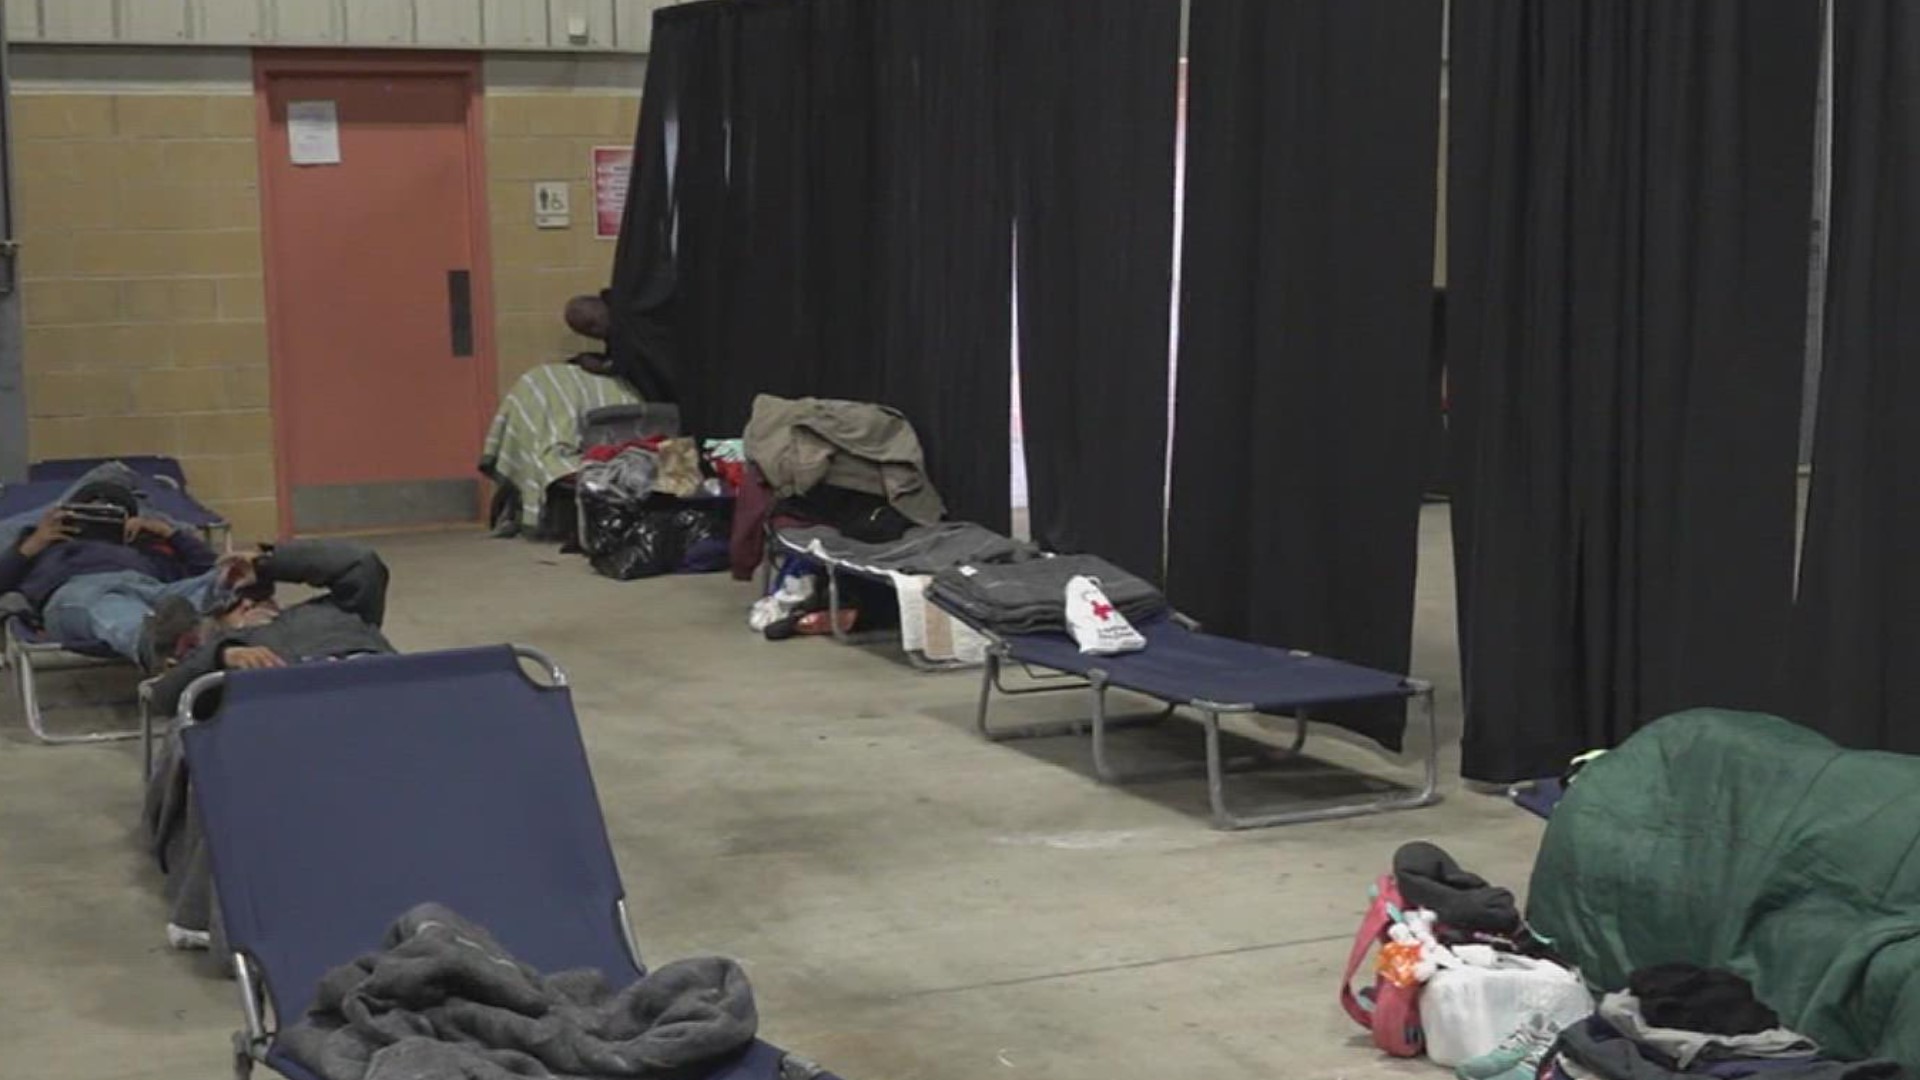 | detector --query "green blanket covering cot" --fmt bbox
[1529,710,1920,1068]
